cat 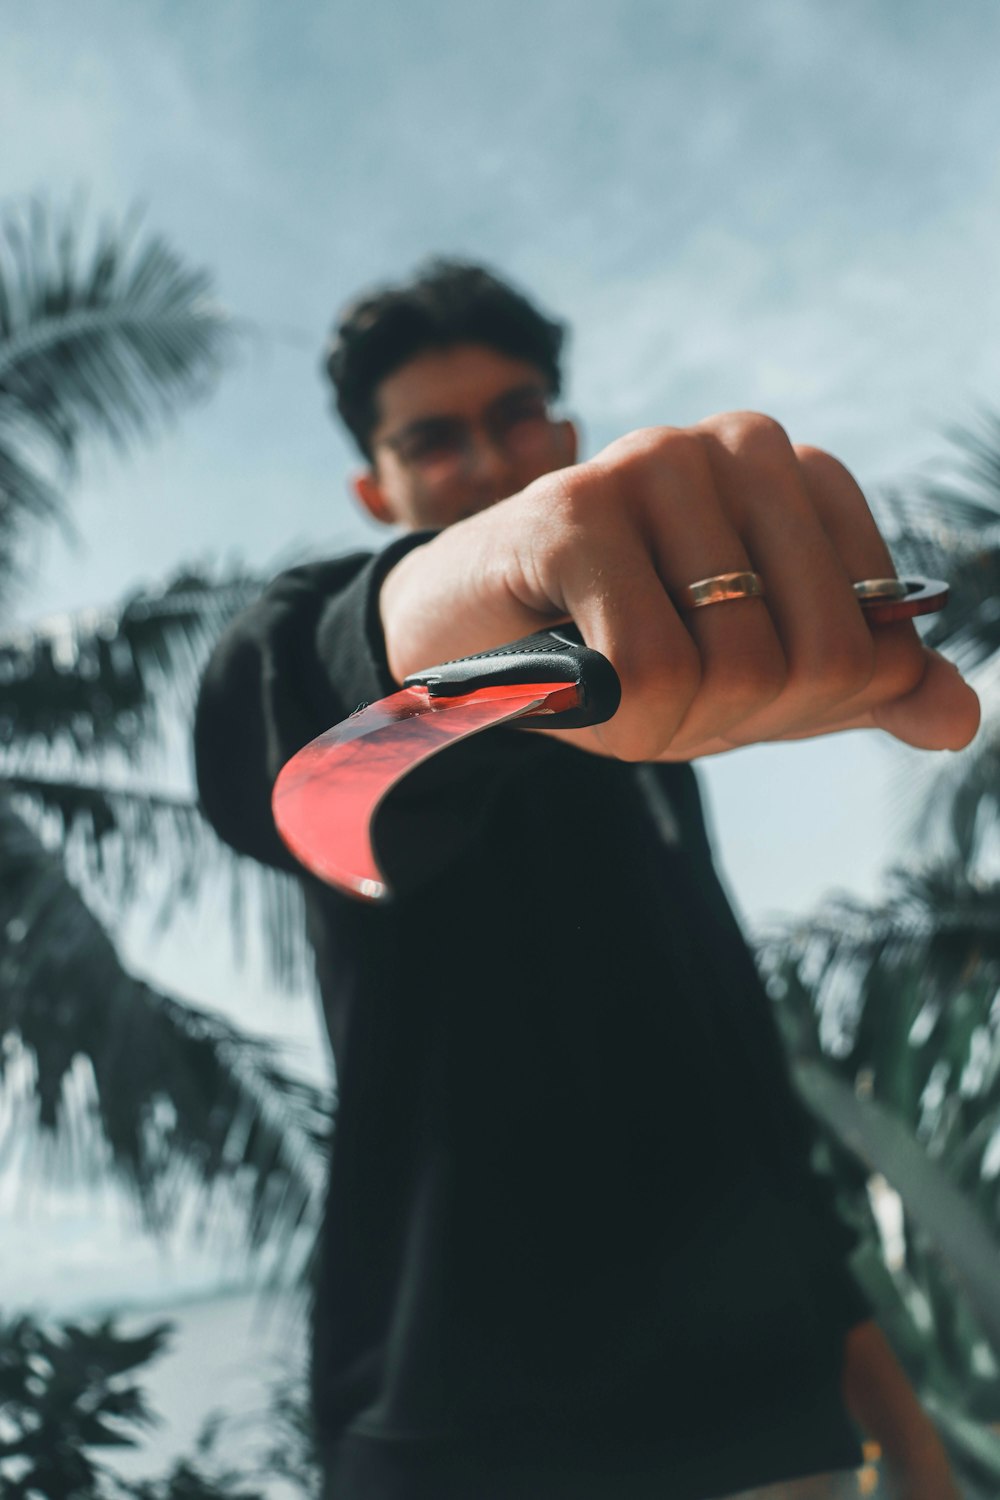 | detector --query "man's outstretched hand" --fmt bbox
[380,413,980,761]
